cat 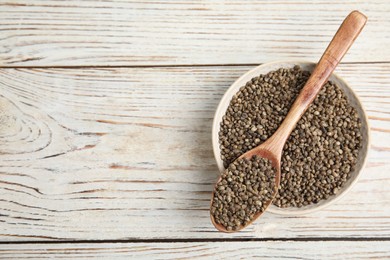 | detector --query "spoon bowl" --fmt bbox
[210,146,281,232]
